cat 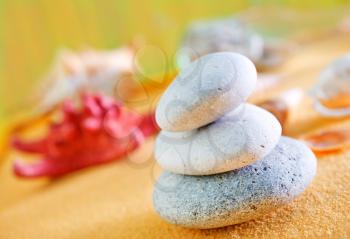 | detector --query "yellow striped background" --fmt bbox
[0,0,349,120]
